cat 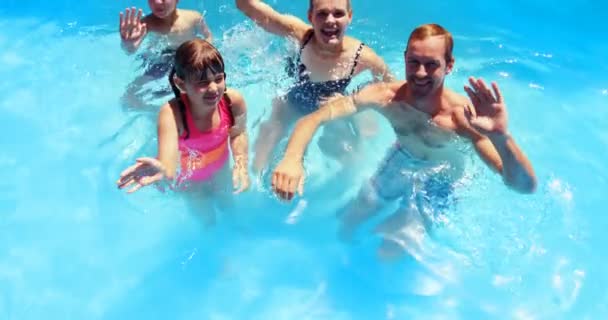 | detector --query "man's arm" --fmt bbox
[486,132,536,193]
[283,82,392,160]
[271,82,394,200]
[235,0,310,41]
[454,104,537,194]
